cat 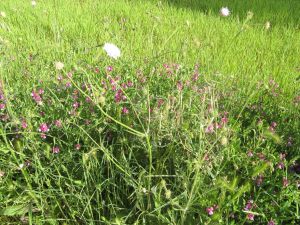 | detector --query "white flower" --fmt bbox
[31,1,37,7]
[19,164,24,170]
[55,61,64,70]
[220,7,230,17]
[0,11,6,18]
[265,21,271,30]
[103,43,121,59]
